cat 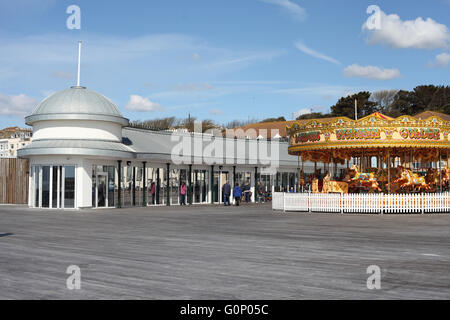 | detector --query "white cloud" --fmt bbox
[293,108,312,118]
[343,64,401,80]
[0,92,37,116]
[435,52,450,67]
[294,41,341,65]
[125,95,163,112]
[209,108,224,115]
[260,0,306,21]
[362,9,450,49]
